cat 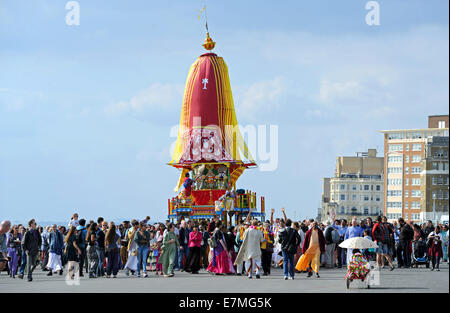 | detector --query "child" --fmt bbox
[345,248,370,288]
[151,229,164,275]
[362,229,376,261]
